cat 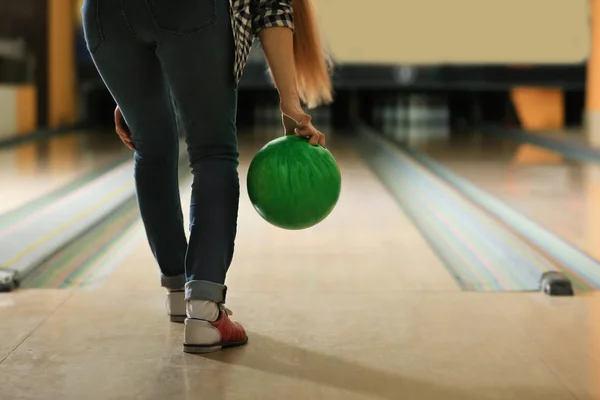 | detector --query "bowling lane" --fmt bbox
[411,133,600,259]
[0,130,129,216]
[2,131,596,399]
